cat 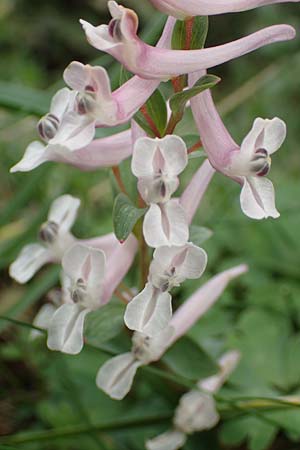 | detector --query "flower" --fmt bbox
[47,233,138,355]
[47,244,106,354]
[124,243,207,336]
[96,264,247,400]
[146,351,241,450]
[80,1,295,80]
[131,135,188,204]
[9,195,80,283]
[189,71,286,219]
[10,130,133,173]
[147,0,300,19]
